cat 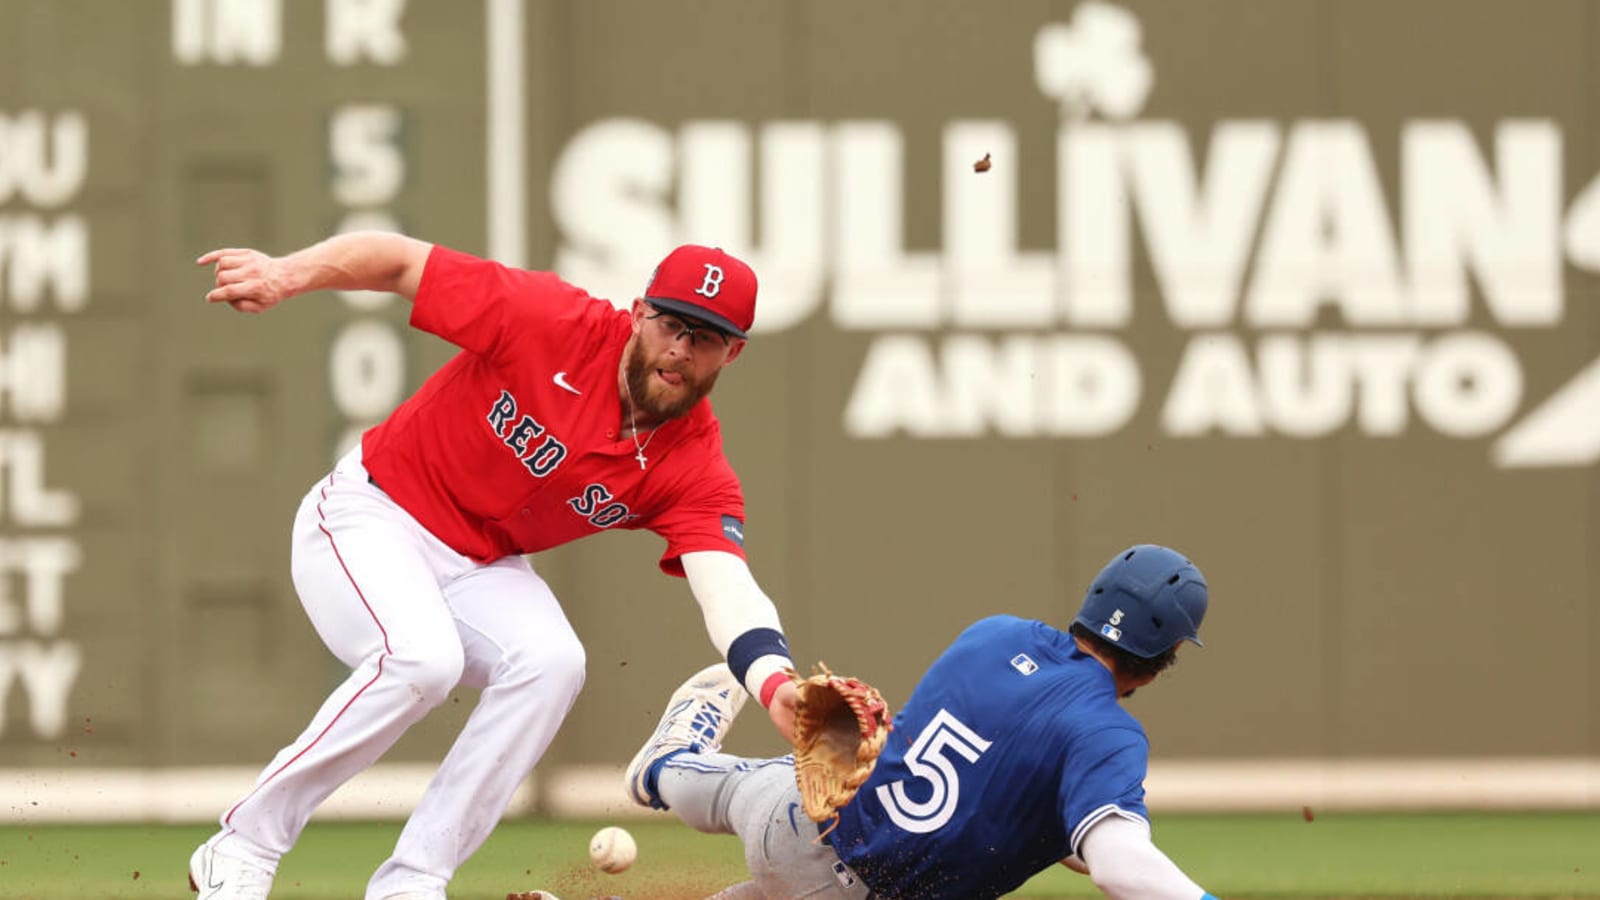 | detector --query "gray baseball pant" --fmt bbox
[657,752,880,899]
